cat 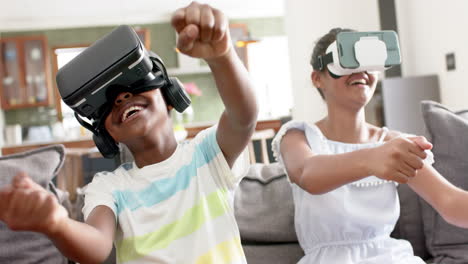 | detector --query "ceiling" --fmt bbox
[0,0,285,32]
